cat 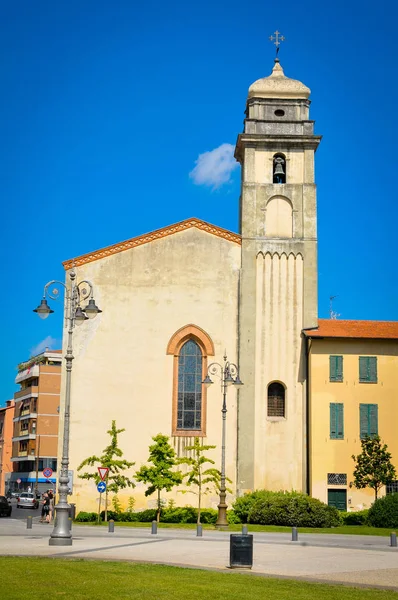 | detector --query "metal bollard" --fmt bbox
[291,526,298,542]
[390,532,397,547]
[242,524,248,535]
[68,517,72,531]
[108,520,115,533]
[26,516,33,529]
[196,524,203,537]
[151,520,157,535]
